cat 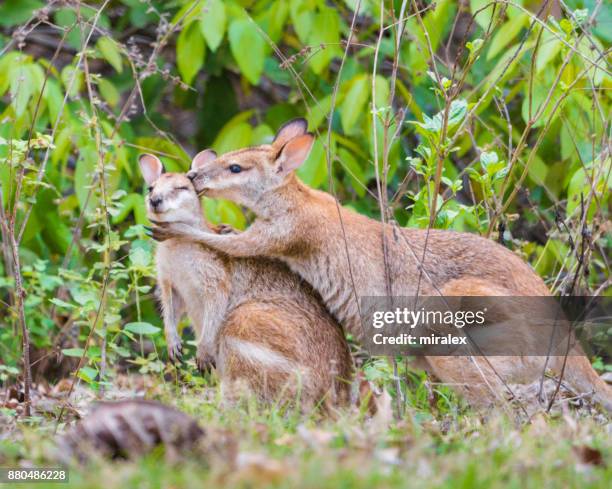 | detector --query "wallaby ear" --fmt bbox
[273,118,308,148]
[191,149,217,171]
[138,154,164,185]
[275,133,314,175]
